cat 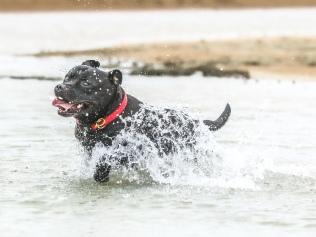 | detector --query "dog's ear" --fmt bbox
[109,69,122,86]
[82,60,100,68]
